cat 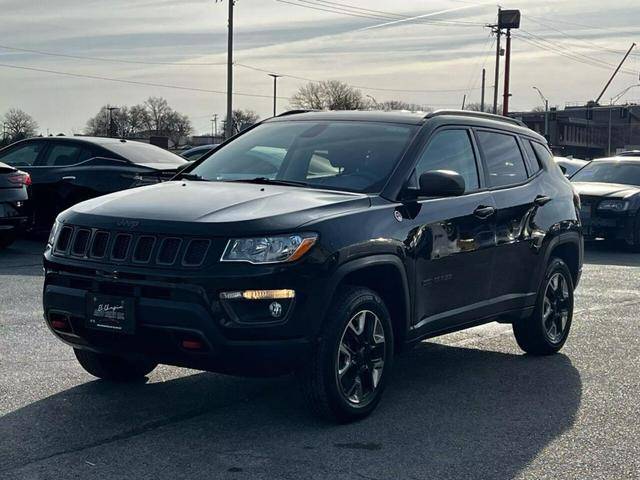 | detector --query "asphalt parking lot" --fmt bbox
[1,240,639,480]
